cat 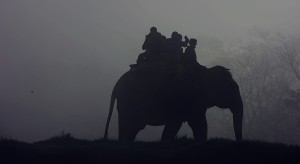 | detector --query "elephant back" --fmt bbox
[206,66,233,84]
[131,56,181,76]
